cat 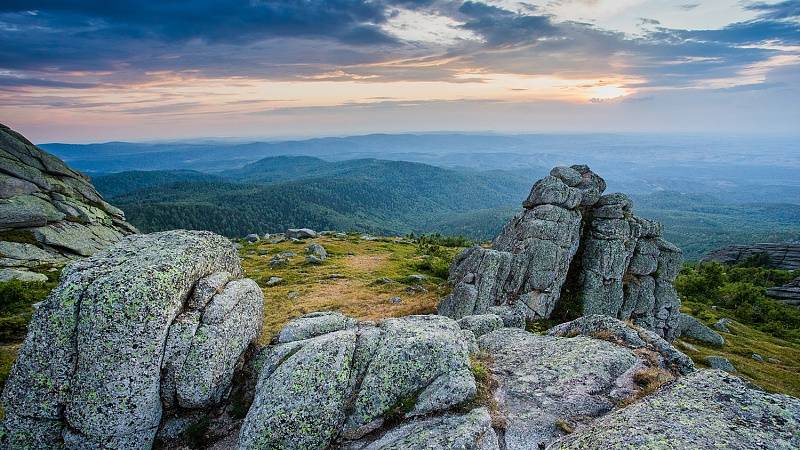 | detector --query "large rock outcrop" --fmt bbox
[702,243,800,270]
[239,313,486,449]
[1,230,264,449]
[550,369,800,449]
[239,313,800,450]
[0,124,136,279]
[767,276,800,307]
[438,165,684,340]
[478,315,693,450]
